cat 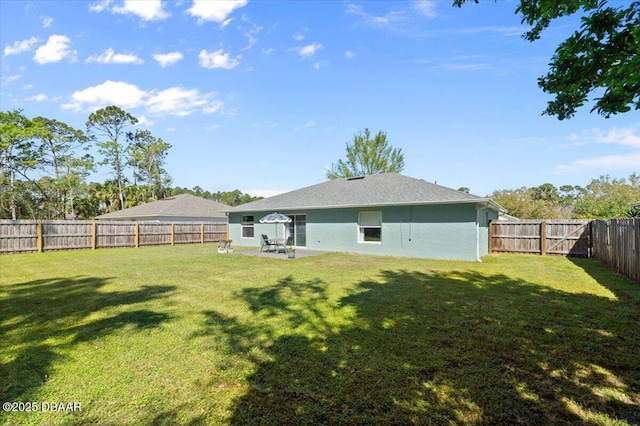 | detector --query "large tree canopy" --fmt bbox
[86,106,138,210]
[327,129,404,180]
[455,0,640,119]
